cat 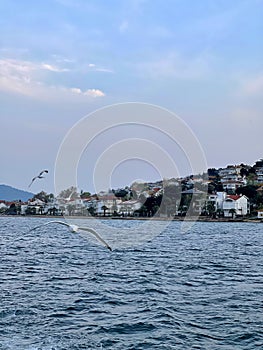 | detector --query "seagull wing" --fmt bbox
[28,176,37,188]
[39,169,48,176]
[29,220,69,232]
[79,226,112,251]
